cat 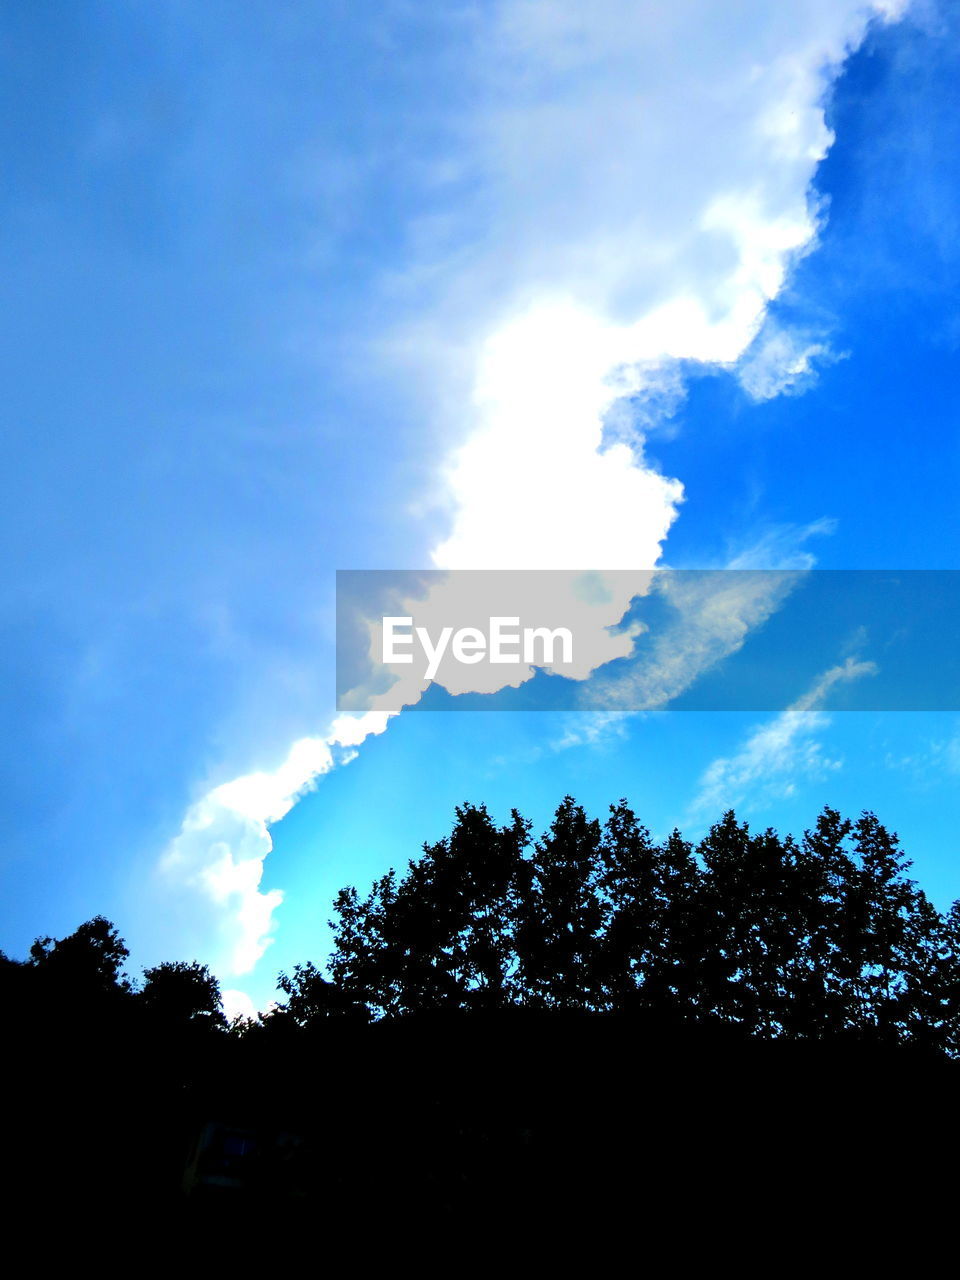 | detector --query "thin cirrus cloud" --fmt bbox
[688,656,879,820]
[155,0,909,996]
